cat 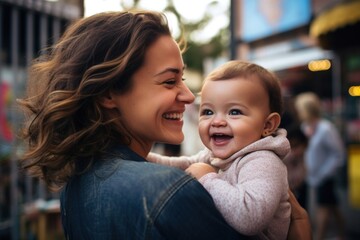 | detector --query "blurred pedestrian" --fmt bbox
[295,92,345,240]
[18,10,248,239]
